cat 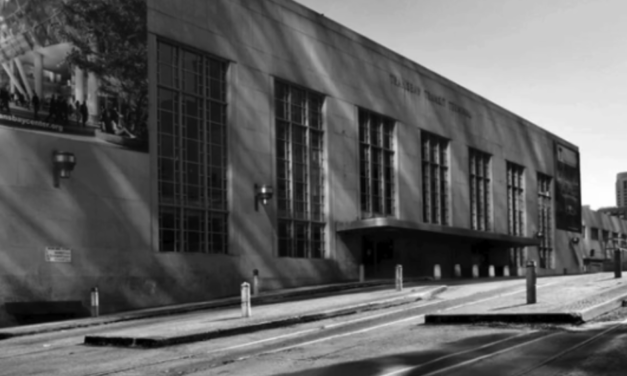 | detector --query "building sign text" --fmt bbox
[390,74,472,120]
[45,247,72,263]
